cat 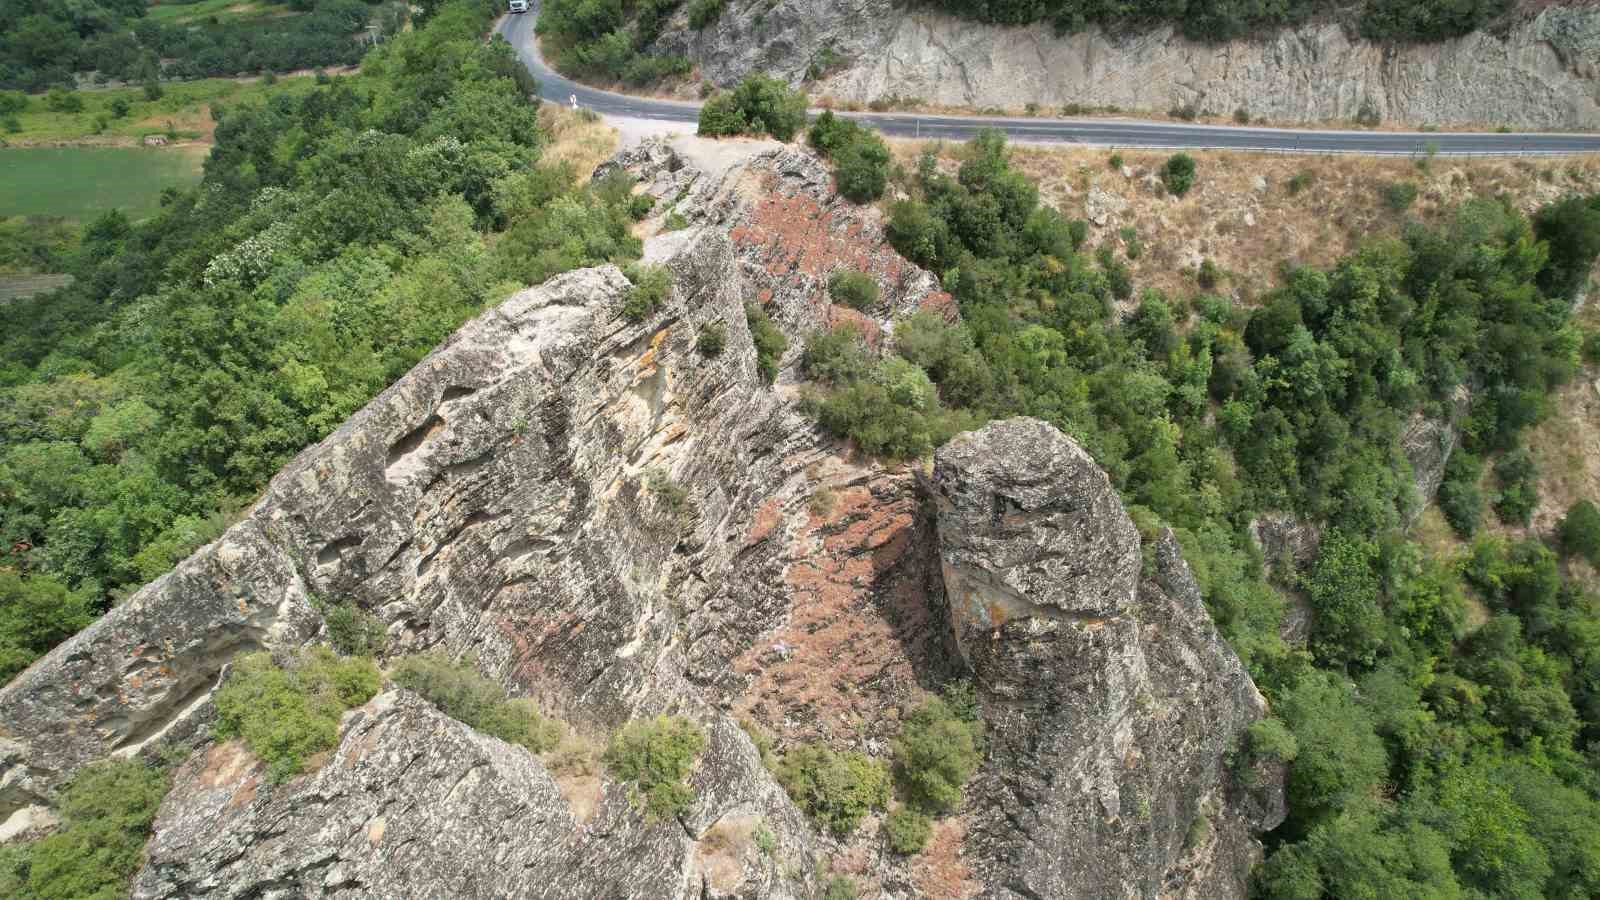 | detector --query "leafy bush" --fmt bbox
[892,689,984,815]
[697,76,807,141]
[802,324,873,383]
[827,270,879,310]
[697,322,726,357]
[391,652,563,753]
[320,600,386,657]
[1287,171,1314,194]
[885,806,933,854]
[1160,153,1197,196]
[804,326,971,460]
[646,467,691,514]
[822,875,858,900]
[1197,258,1219,289]
[44,88,83,113]
[1244,717,1299,765]
[1532,194,1600,300]
[1560,500,1600,565]
[213,648,381,782]
[1302,530,1383,668]
[622,264,671,322]
[1492,448,1538,526]
[697,92,746,137]
[830,130,891,201]
[1108,152,1123,170]
[0,758,170,900]
[746,303,788,383]
[1381,181,1419,213]
[1068,218,1089,248]
[109,97,130,119]
[628,193,656,220]
[603,715,707,820]
[539,0,691,86]
[776,744,889,835]
[1437,451,1485,538]
[688,0,727,29]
